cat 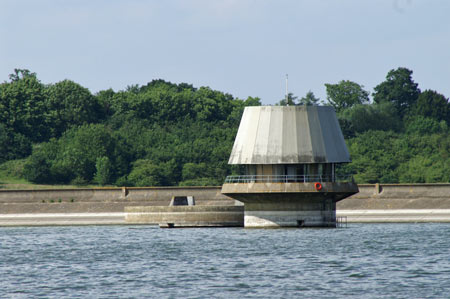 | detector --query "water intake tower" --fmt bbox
[221,106,359,228]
